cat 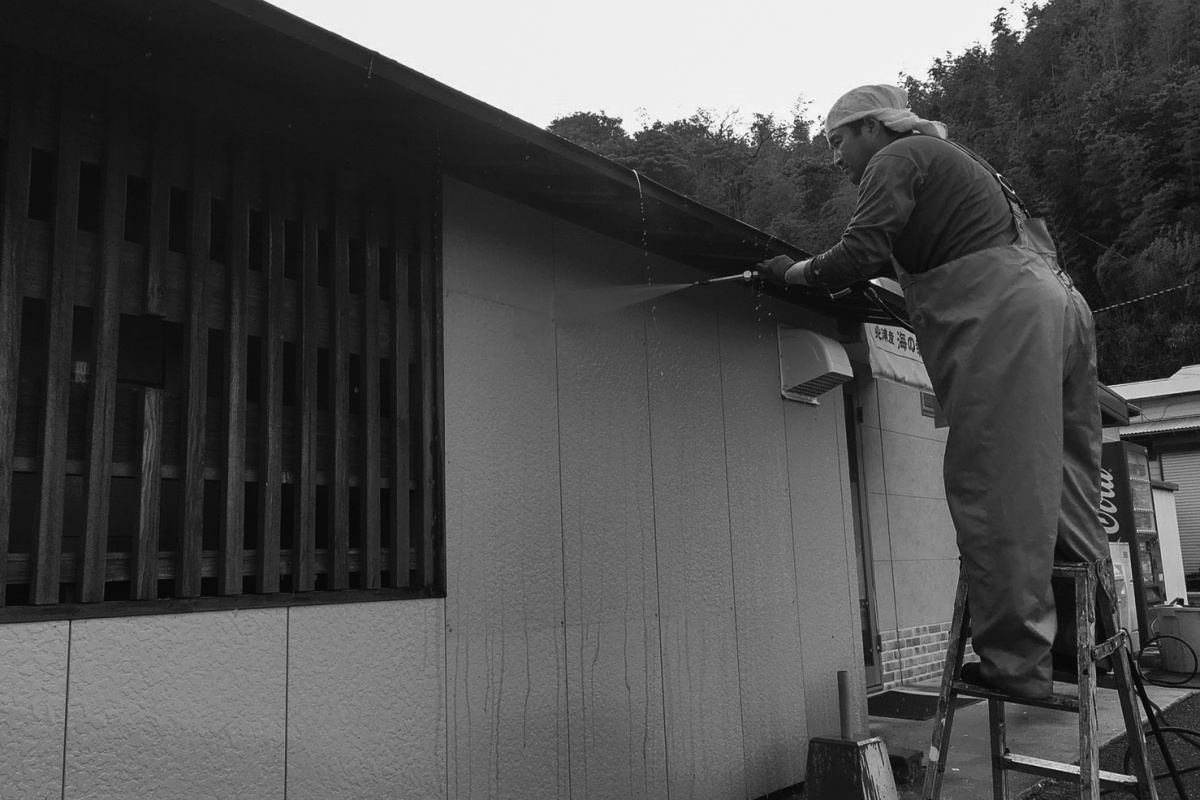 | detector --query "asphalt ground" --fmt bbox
[1022,677,1200,800]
